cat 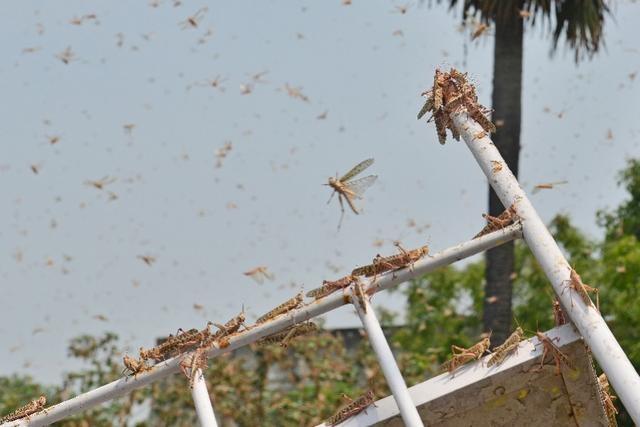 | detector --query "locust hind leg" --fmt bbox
[337,195,346,230]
